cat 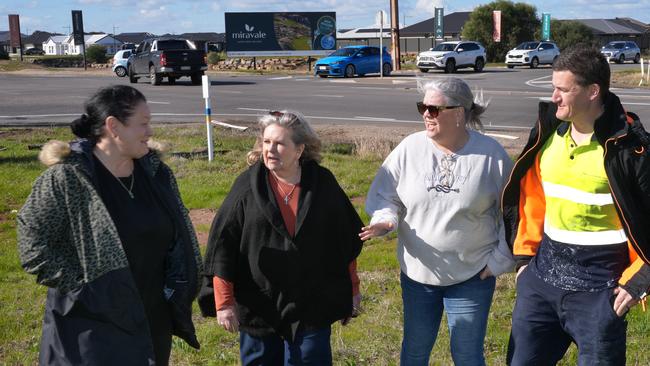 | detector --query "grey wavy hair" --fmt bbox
[246,110,322,166]
[417,77,488,131]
